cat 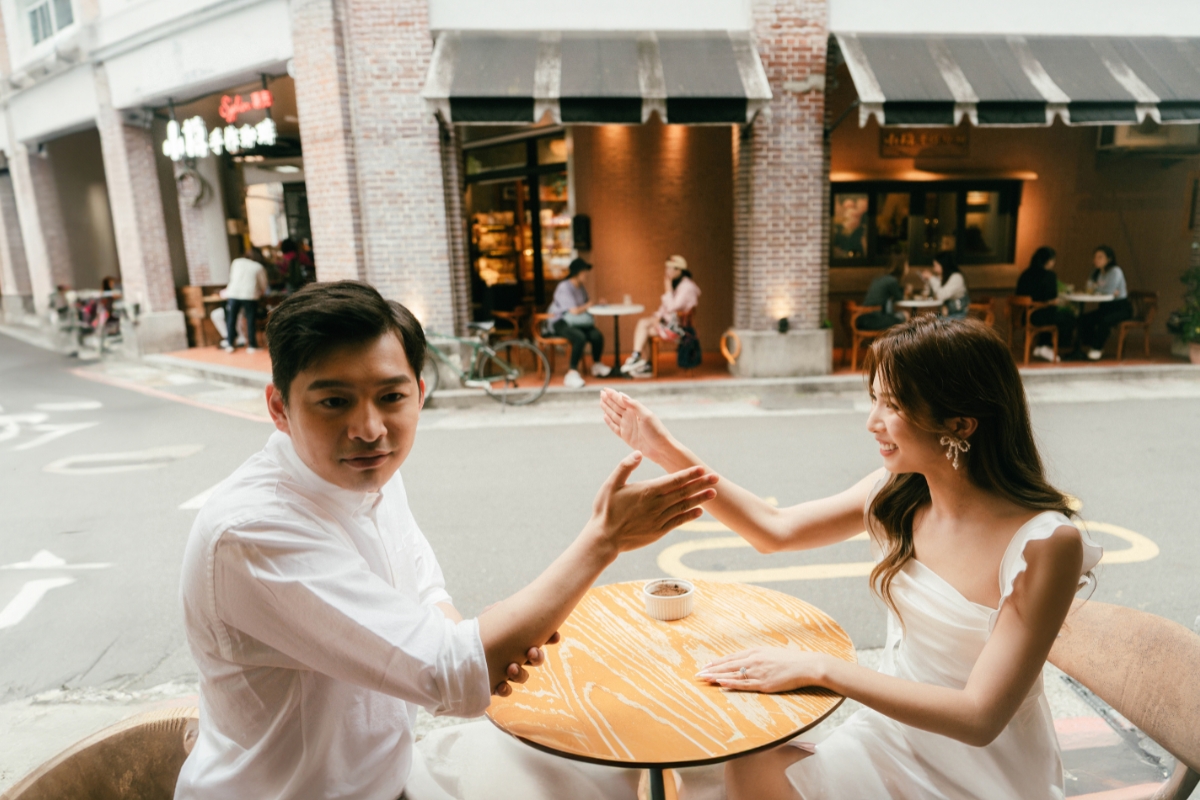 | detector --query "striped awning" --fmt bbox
[422,31,772,125]
[835,33,1200,127]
